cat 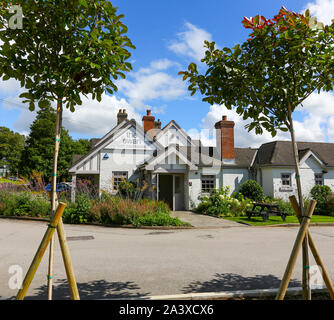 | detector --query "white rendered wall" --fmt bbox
[272,156,327,200]
[262,167,274,197]
[156,124,190,147]
[222,168,250,194]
